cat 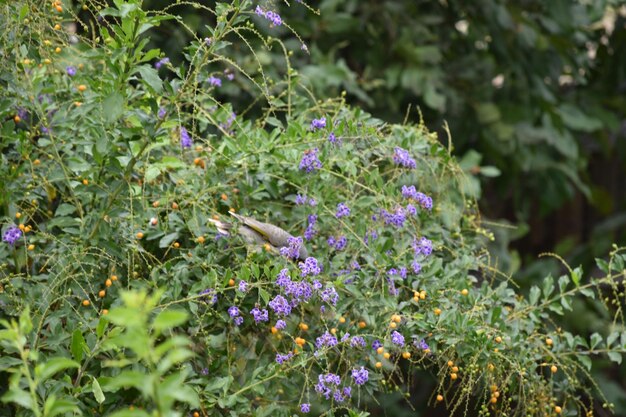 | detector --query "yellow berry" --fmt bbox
[271,327,278,334]
[82,299,90,306]
[555,406,562,414]
[436,394,443,402]
[376,347,384,354]
[447,360,454,367]
[55,47,61,53]
[358,321,366,329]
[173,242,180,248]
[390,322,397,329]
[339,316,346,324]
[27,244,35,251]
[461,289,469,296]
[102,309,108,315]
[452,366,458,373]
[78,84,87,92]
[197,236,205,244]
[54,24,61,30]
[383,352,390,359]
[551,365,557,373]
[434,308,442,315]
[546,337,553,346]
[82,179,89,185]
[299,323,309,331]
[98,290,106,298]
[402,351,411,359]
[375,361,382,368]
[105,279,112,287]
[111,275,118,281]
[495,336,502,343]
